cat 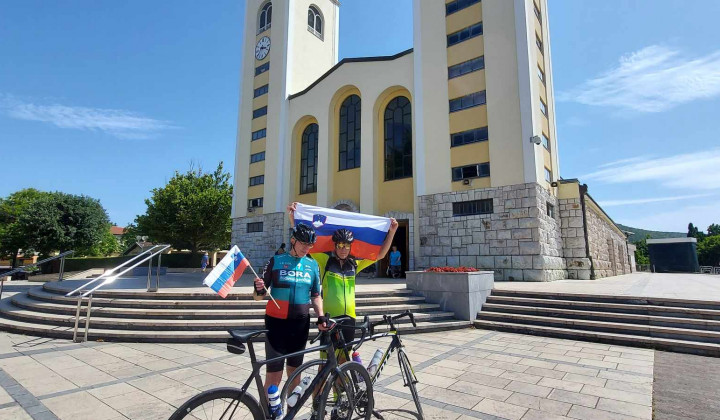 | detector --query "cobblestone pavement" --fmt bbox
[0,328,654,420]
